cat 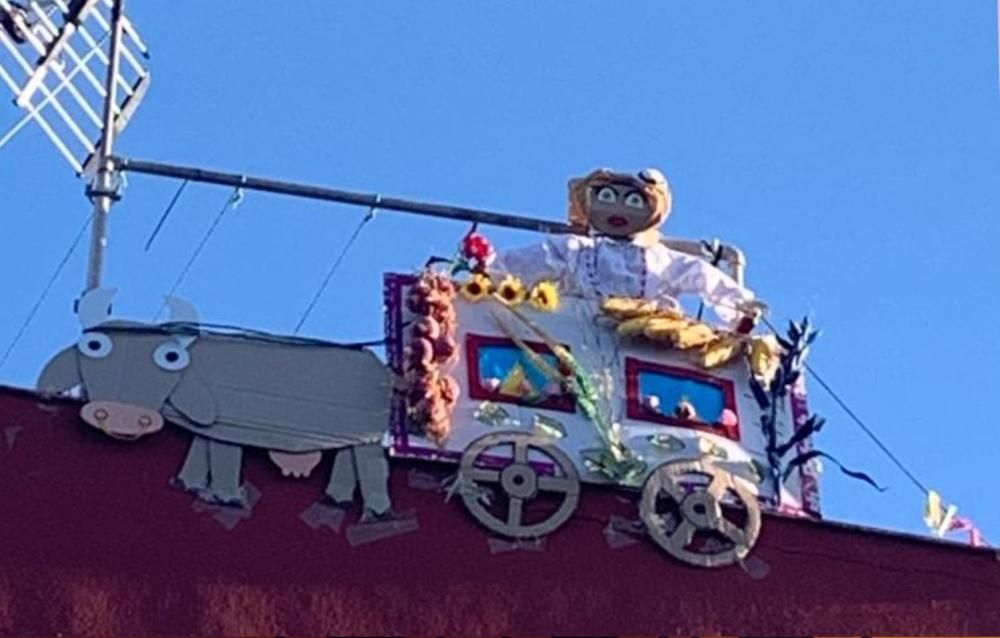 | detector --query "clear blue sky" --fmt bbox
[1,2,998,540]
